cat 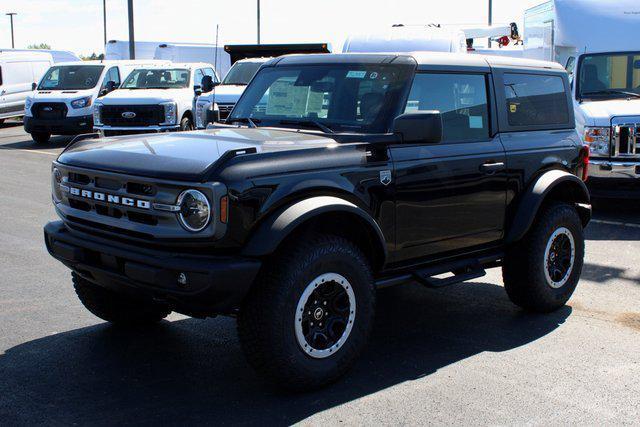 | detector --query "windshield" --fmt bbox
[38,65,104,90]
[228,64,413,133]
[578,52,640,100]
[222,62,264,85]
[122,68,190,89]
